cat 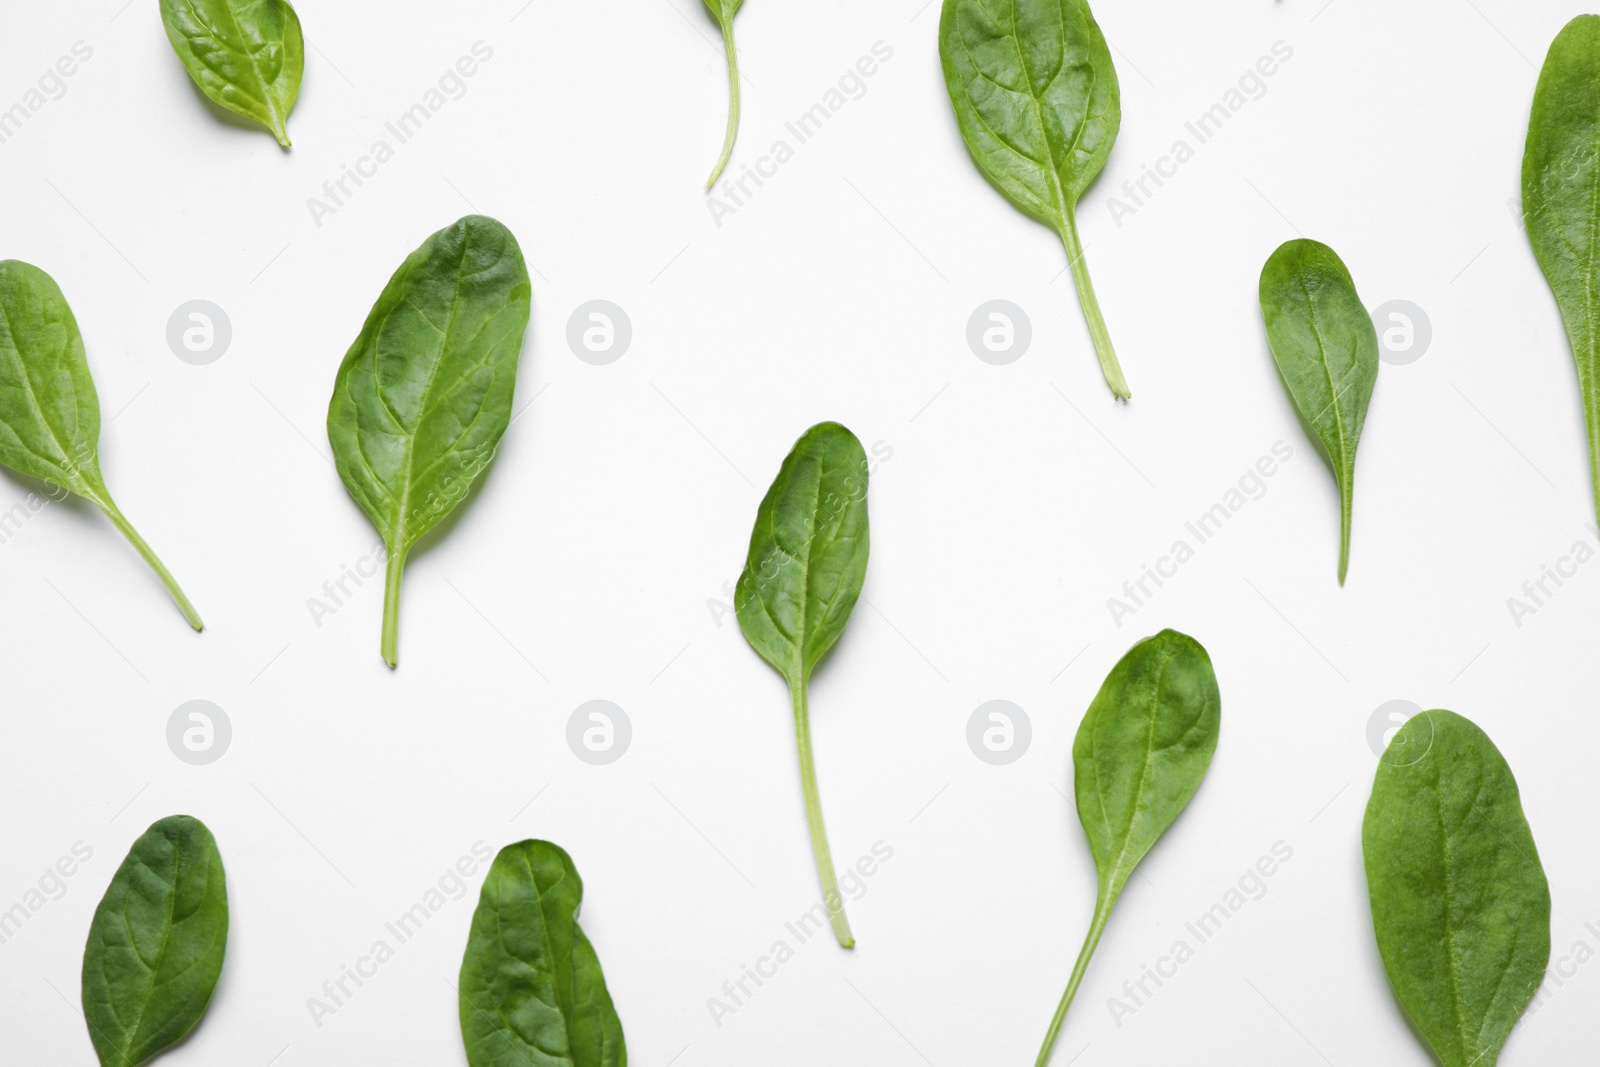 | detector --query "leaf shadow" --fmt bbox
[177,75,290,149]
